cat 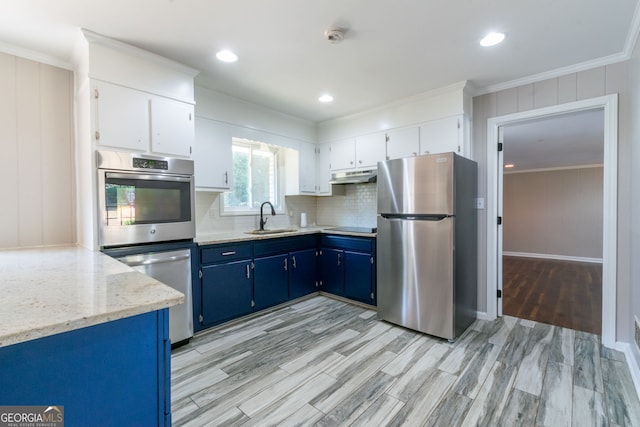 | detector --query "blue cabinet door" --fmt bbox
[254,254,289,310]
[0,310,170,426]
[320,248,344,295]
[289,248,317,299]
[202,260,253,325]
[344,251,374,304]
